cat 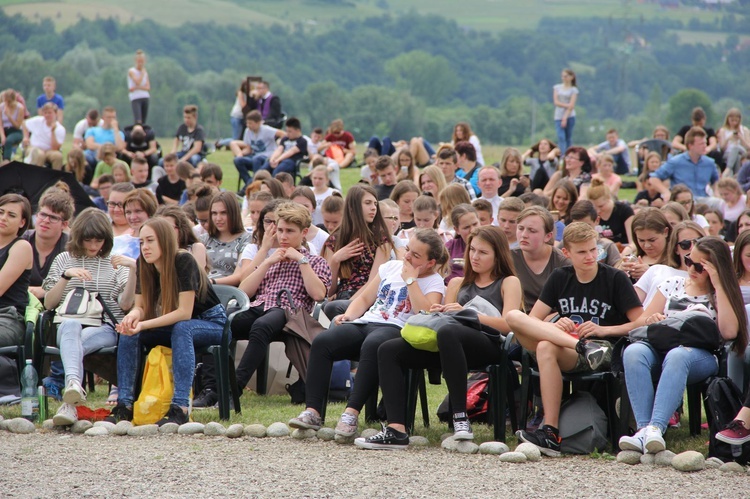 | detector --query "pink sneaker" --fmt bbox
[716,420,750,445]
